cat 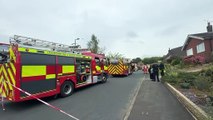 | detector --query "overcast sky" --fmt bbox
[0,0,213,58]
